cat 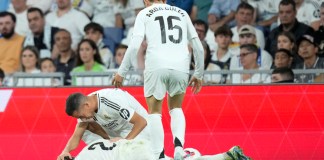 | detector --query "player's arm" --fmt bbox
[87,122,110,139]
[57,122,88,160]
[125,112,147,140]
[113,12,145,87]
